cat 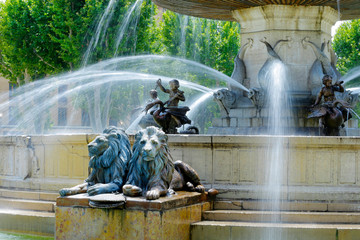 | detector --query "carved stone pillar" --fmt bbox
[232,5,338,93]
